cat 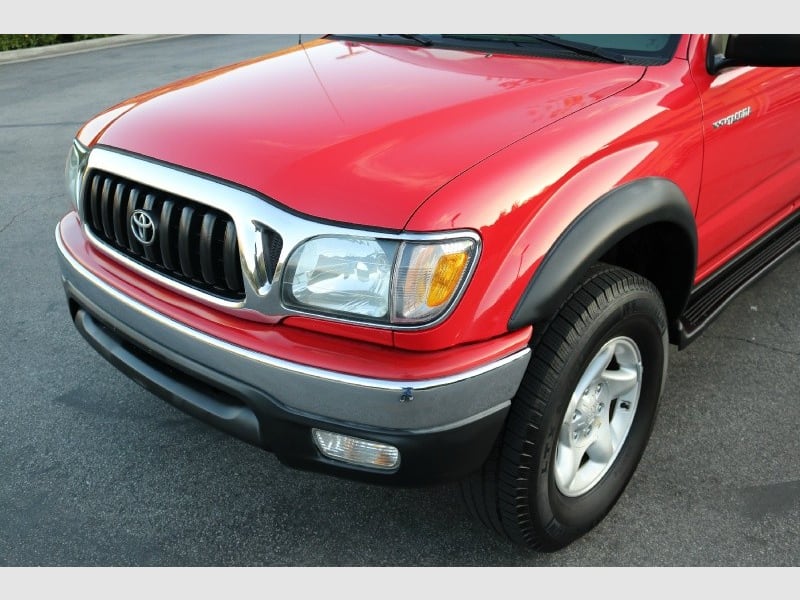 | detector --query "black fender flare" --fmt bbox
[508,177,697,330]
